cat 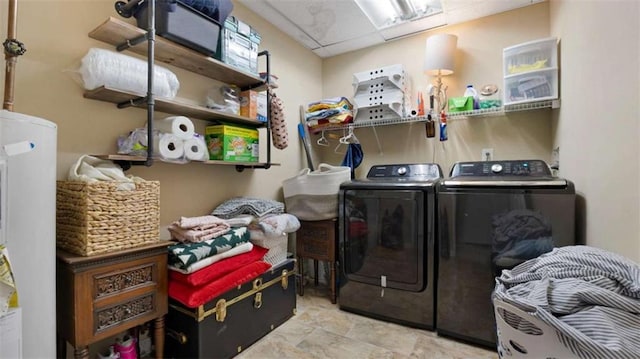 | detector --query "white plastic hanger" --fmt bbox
[317,130,329,146]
